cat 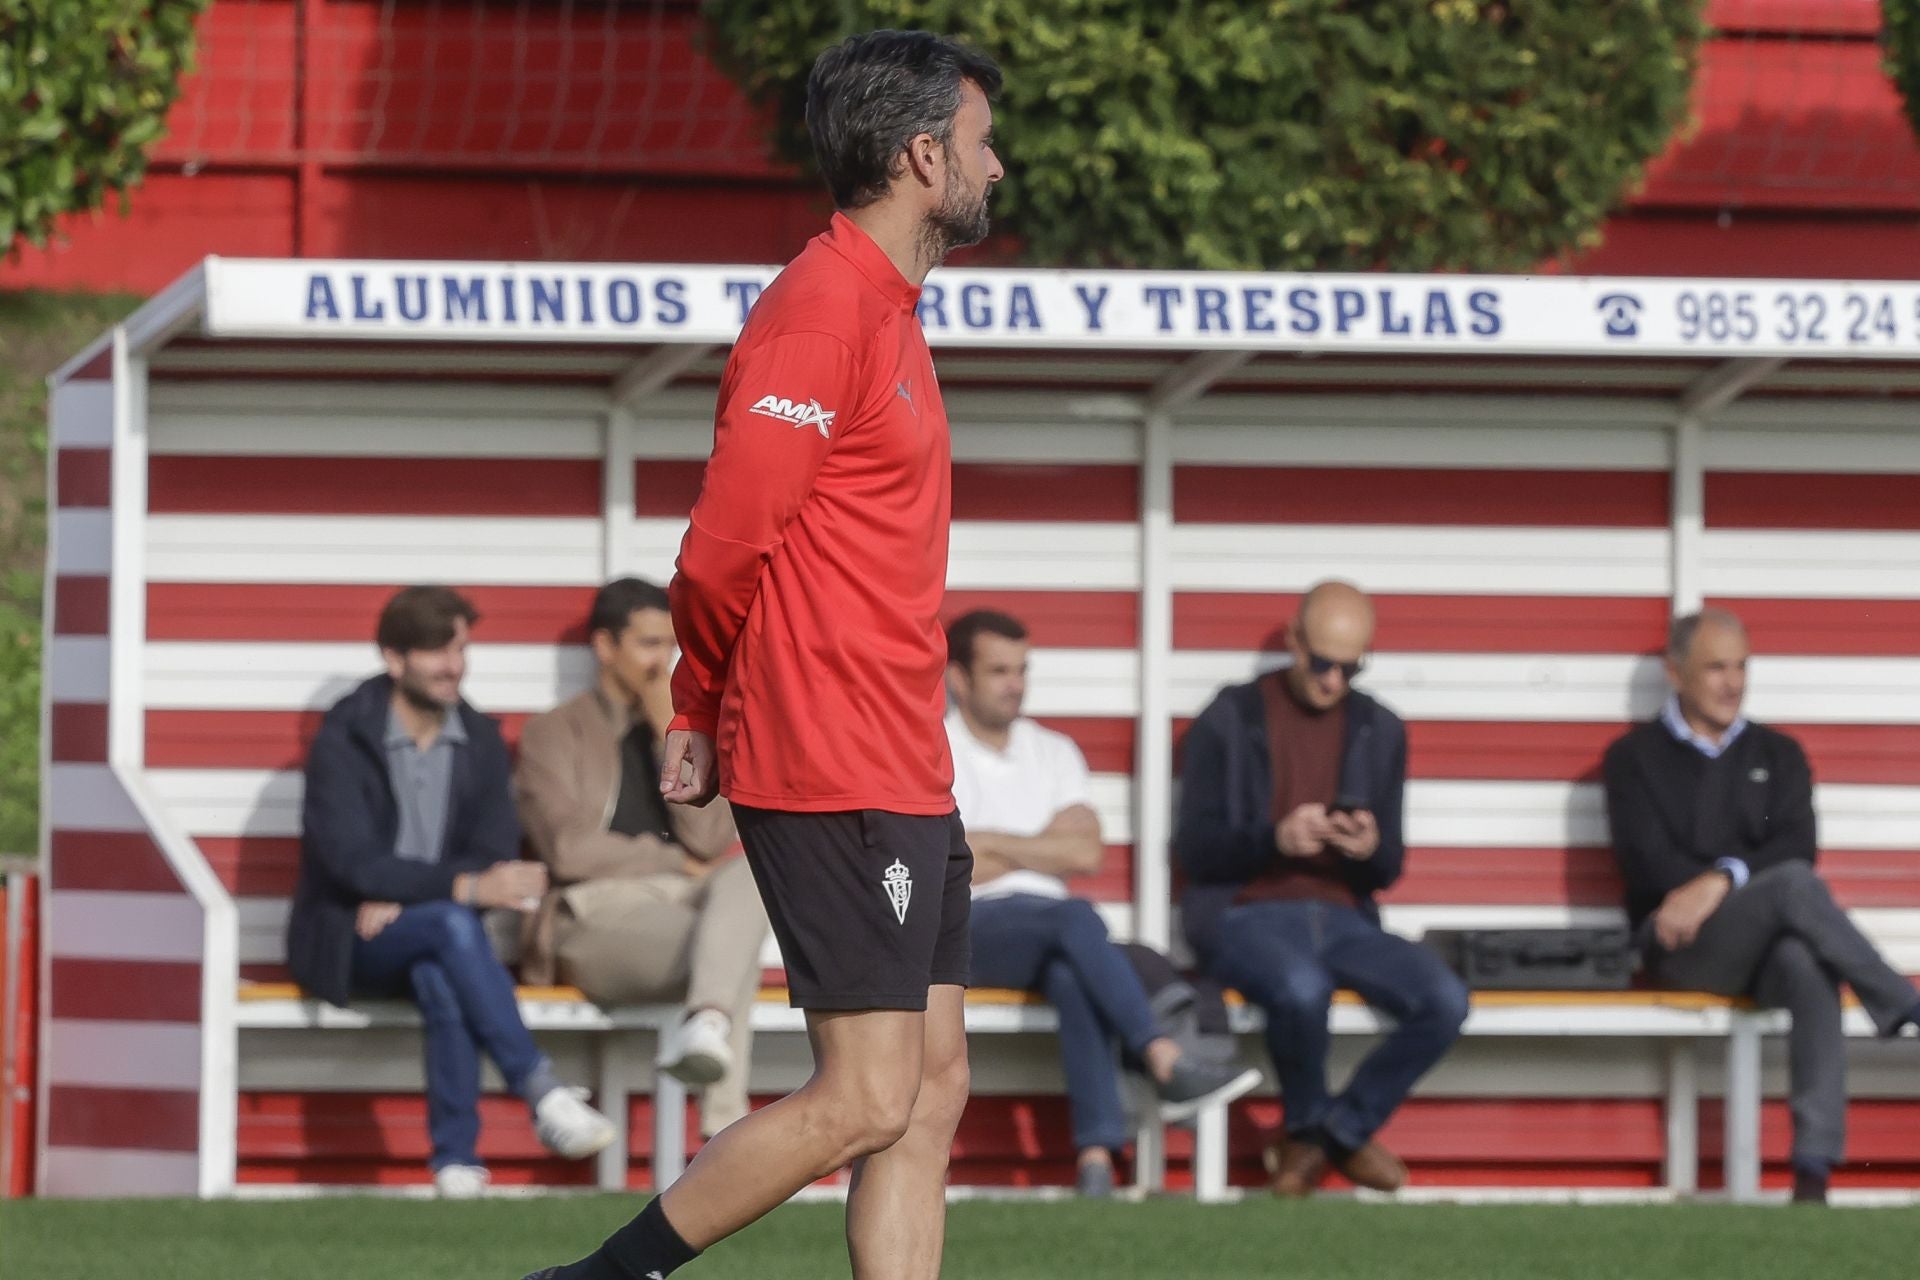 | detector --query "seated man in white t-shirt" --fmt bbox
[945,610,1260,1197]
